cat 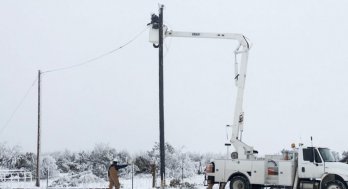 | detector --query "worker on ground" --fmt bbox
[108,159,128,189]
